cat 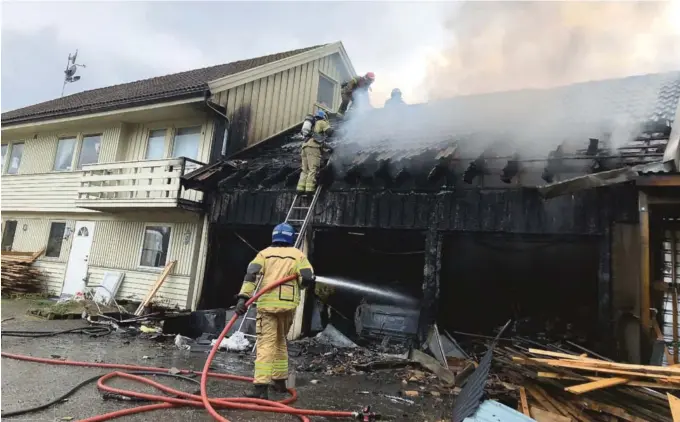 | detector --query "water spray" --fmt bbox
[315,276,419,306]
